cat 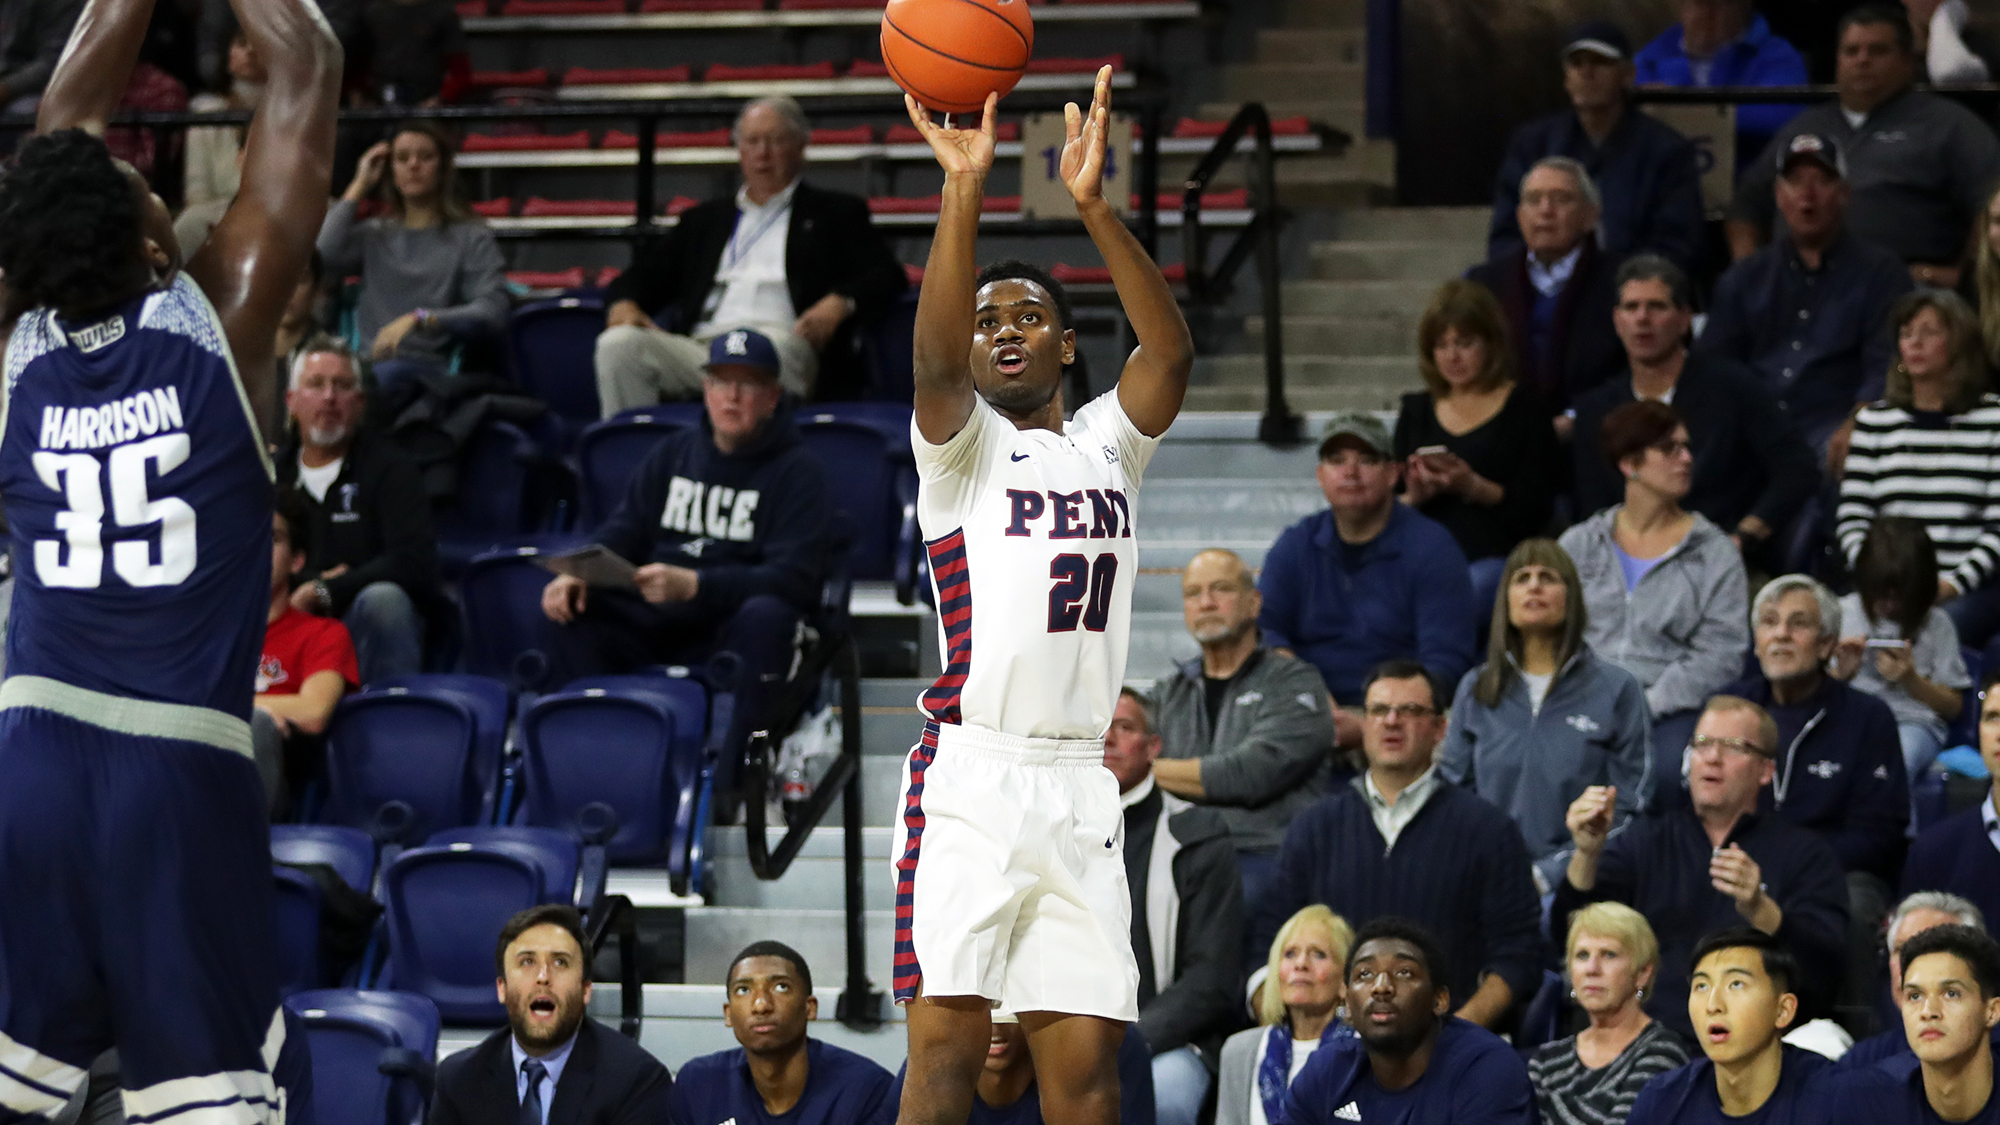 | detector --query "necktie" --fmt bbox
[520,1058,549,1125]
